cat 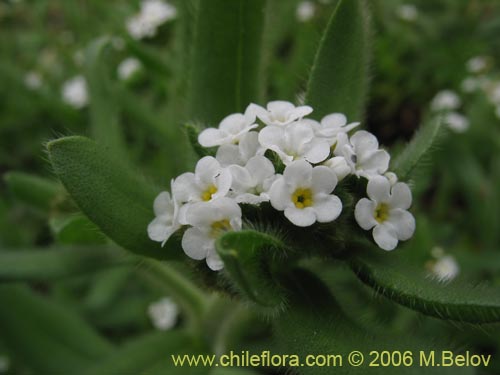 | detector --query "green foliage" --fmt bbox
[188,0,267,124]
[47,136,181,260]
[305,0,371,120]
[350,250,500,323]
